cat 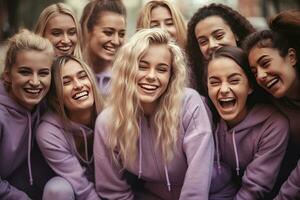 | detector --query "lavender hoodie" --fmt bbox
[36,112,100,200]
[213,104,289,200]
[94,88,214,200]
[0,81,41,199]
[95,71,111,96]
[272,98,300,200]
